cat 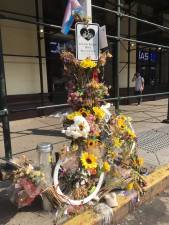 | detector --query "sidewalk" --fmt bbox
[0,98,169,225]
[1,98,168,166]
[119,189,169,225]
